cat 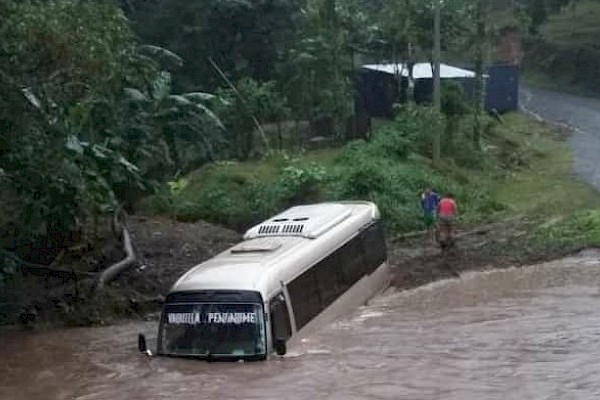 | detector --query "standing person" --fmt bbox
[437,193,458,247]
[420,187,440,242]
